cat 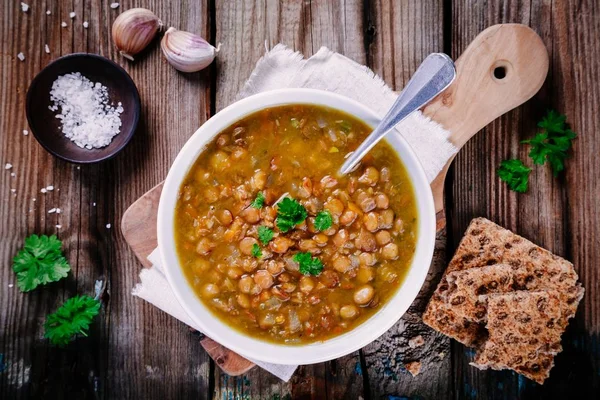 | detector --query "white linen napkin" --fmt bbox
[132,44,457,382]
